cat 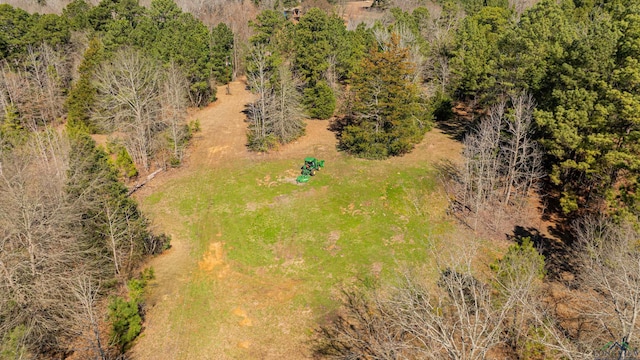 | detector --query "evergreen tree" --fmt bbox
[62,0,91,30]
[66,132,149,275]
[339,35,430,159]
[450,6,511,102]
[533,5,640,215]
[0,5,33,59]
[496,0,576,98]
[211,22,234,85]
[65,37,104,133]
[293,8,333,84]
[303,80,335,120]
